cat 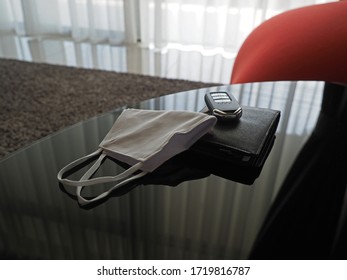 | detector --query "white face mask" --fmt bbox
[57,109,216,205]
